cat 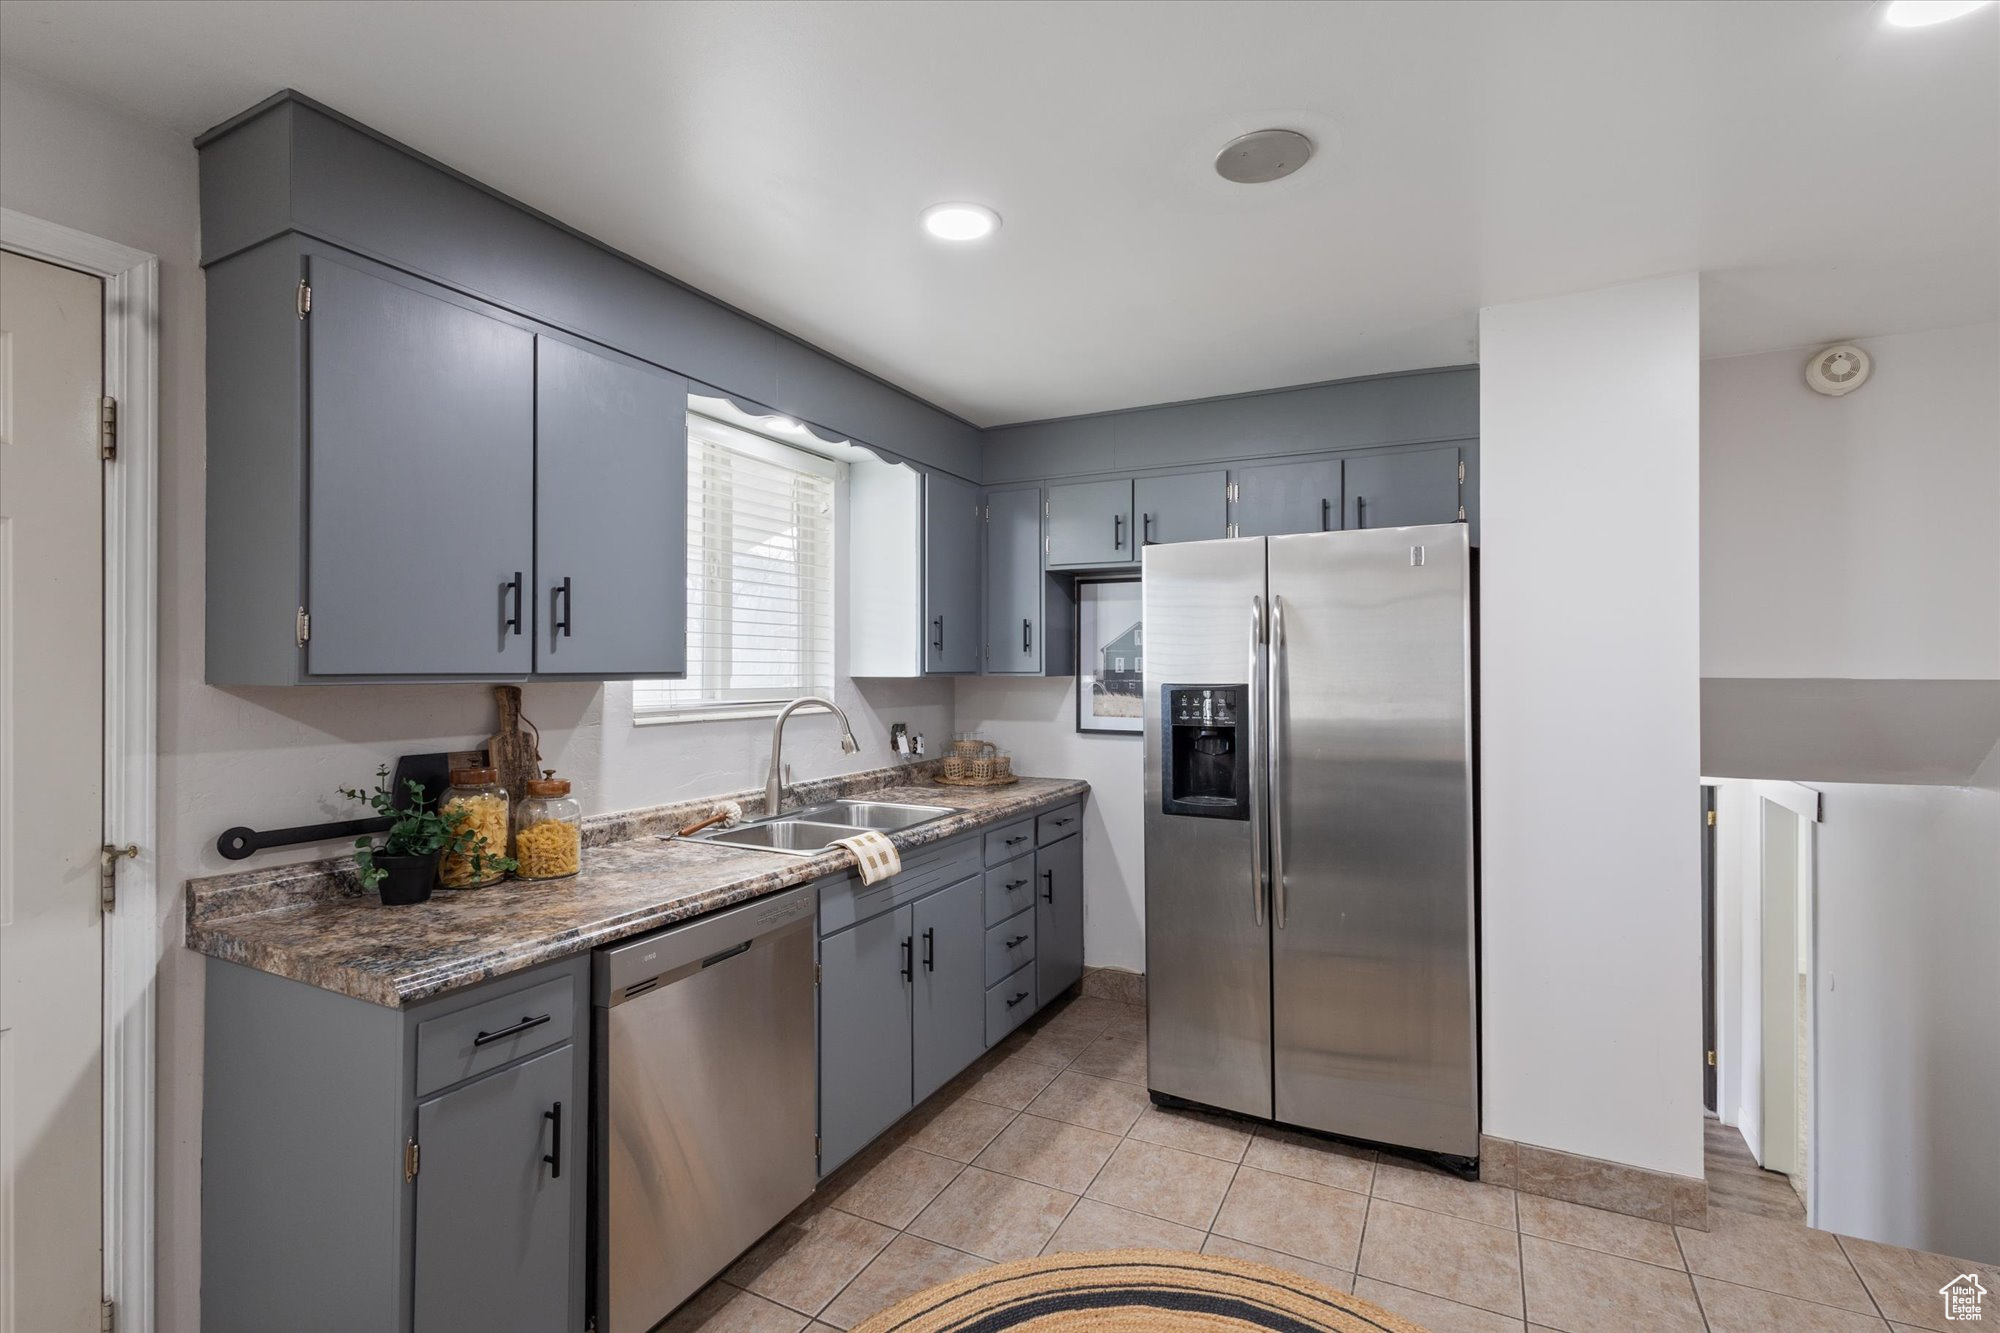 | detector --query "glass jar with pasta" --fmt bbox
[438,767,512,888]
[515,771,583,882]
